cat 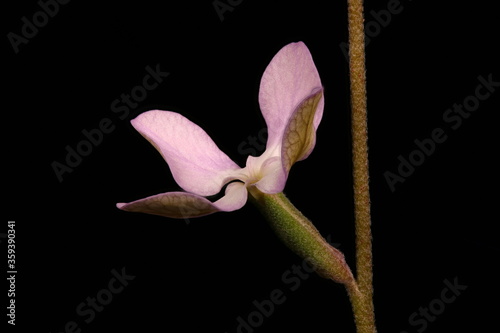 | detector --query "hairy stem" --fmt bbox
[248,189,355,285]
[346,281,375,333]
[347,0,376,332]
